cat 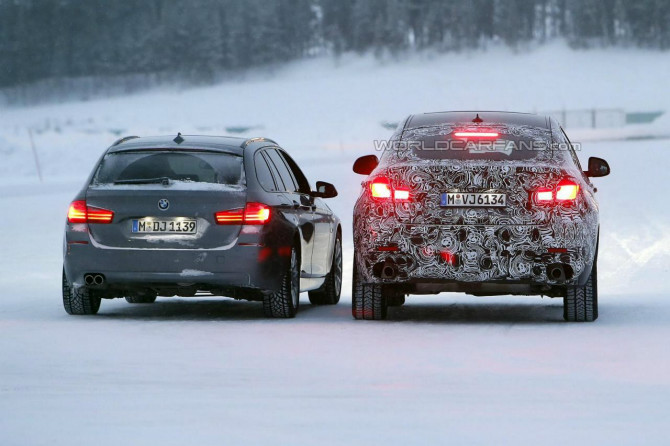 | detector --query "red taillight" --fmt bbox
[535,190,554,203]
[215,202,271,225]
[67,200,114,224]
[214,208,244,224]
[67,200,88,223]
[394,188,410,201]
[556,182,580,201]
[370,178,392,199]
[87,206,114,223]
[244,202,271,224]
[369,177,410,201]
[534,180,579,205]
[453,131,499,139]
